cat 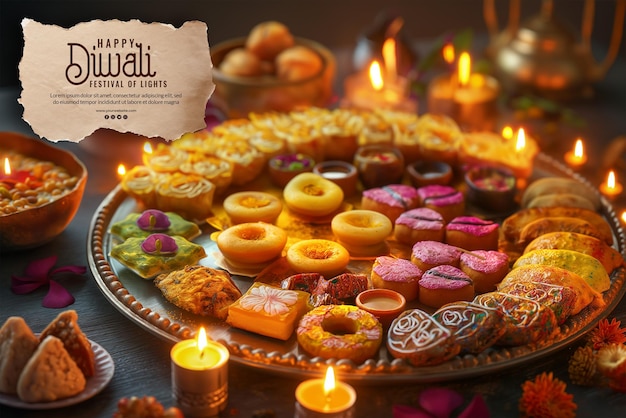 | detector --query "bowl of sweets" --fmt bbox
[210,21,335,118]
[0,132,87,250]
